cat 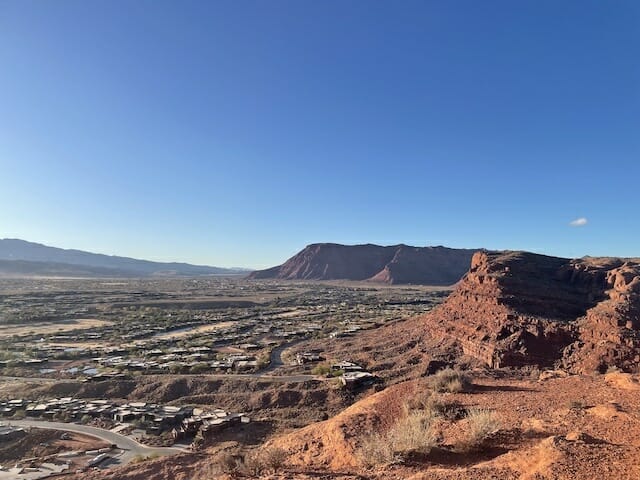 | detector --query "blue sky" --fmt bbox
[1,1,638,268]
